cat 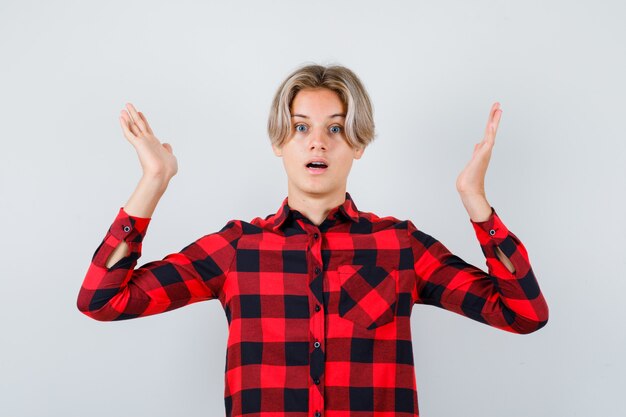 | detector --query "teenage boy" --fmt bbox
[77,64,548,417]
